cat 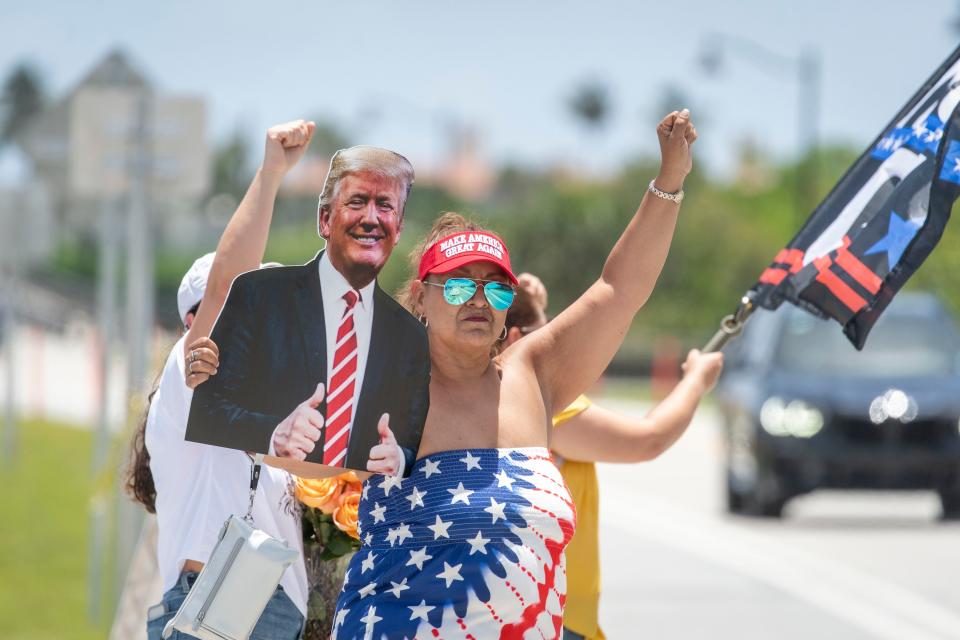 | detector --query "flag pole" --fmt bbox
[703,294,755,353]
